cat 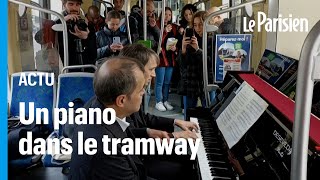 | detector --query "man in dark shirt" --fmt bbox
[69,56,153,180]
[129,0,160,51]
[56,0,97,68]
[86,5,105,32]
[113,0,125,12]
